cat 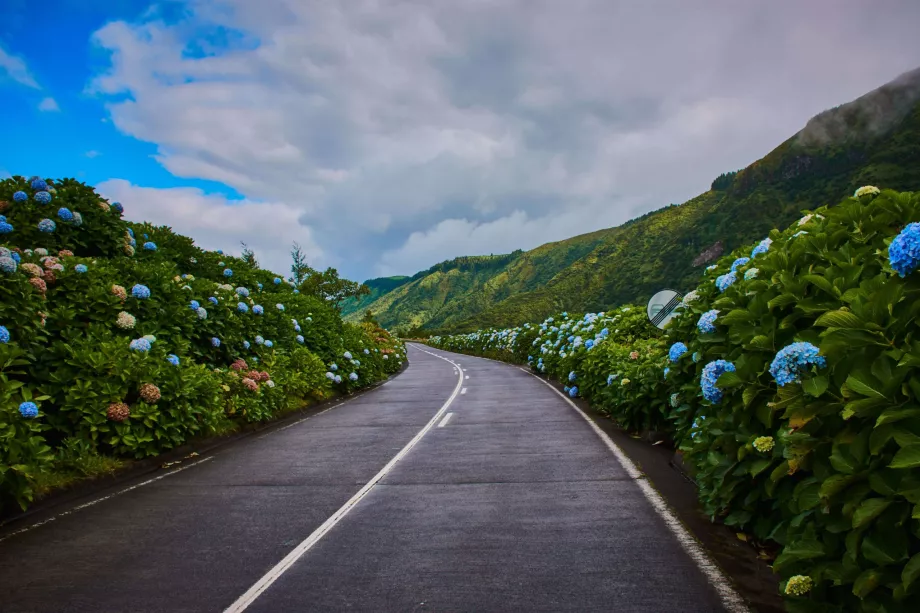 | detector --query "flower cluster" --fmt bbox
[237,302,249,313]
[129,338,152,352]
[167,354,180,366]
[107,402,130,422]
[143,242,157,251]
[38,219,56,233]
[753,436,775,453]
[697,310,719,334]
[715,271,737,292]
[132,284,151,299]
[701,359,735,404]
[139,383,161,403]
[253,305,264,315]
[75,264,88,273]
[751,237,772,258]
[784,575,813,596]
[668,342,688,363]
[769,342,826,387]
[889,222,920,277]
[19,401,39,418]
[116,312,136,329]
[0,325,9,343]
[112,284,127,301]
[58,207,73,222]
